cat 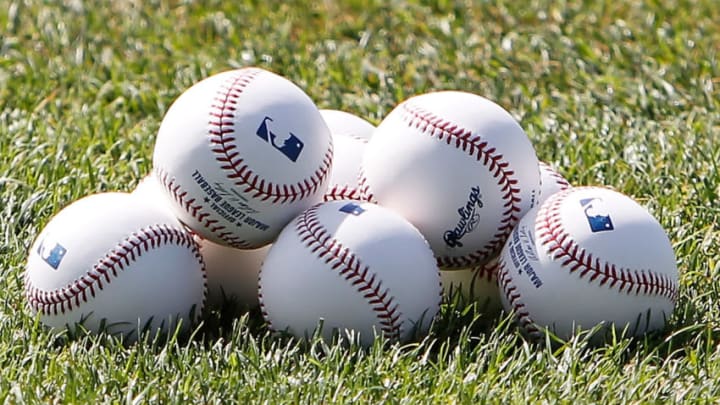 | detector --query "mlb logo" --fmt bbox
[256,116,305,162]
[339,202,365,216]
[37,237,67,269]
[580,197,614,233]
